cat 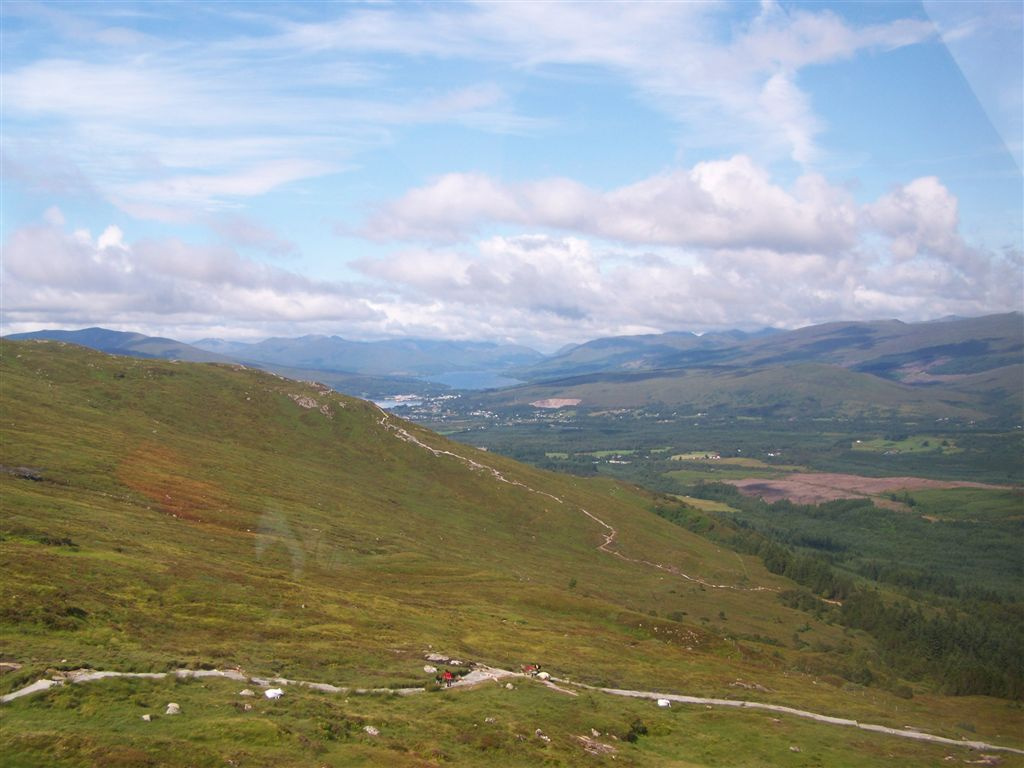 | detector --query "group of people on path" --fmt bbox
[435,661,542,688]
